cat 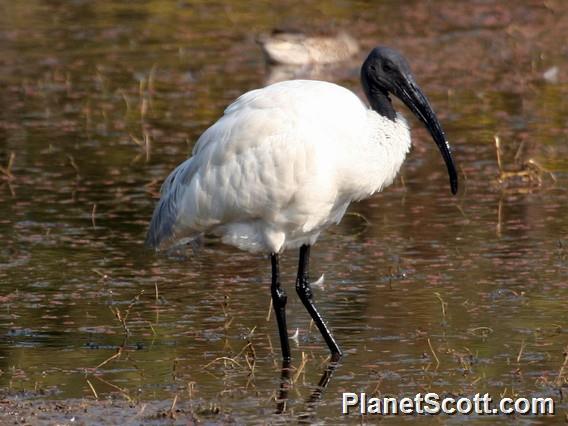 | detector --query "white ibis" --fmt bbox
[146,46,458,362]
